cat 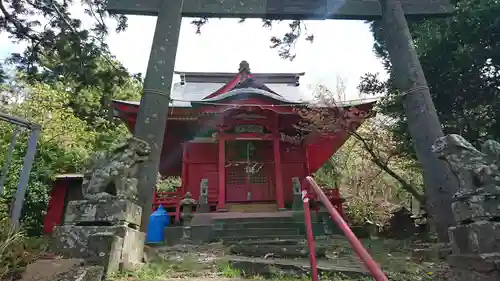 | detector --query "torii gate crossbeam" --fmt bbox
[107,0,453,19]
